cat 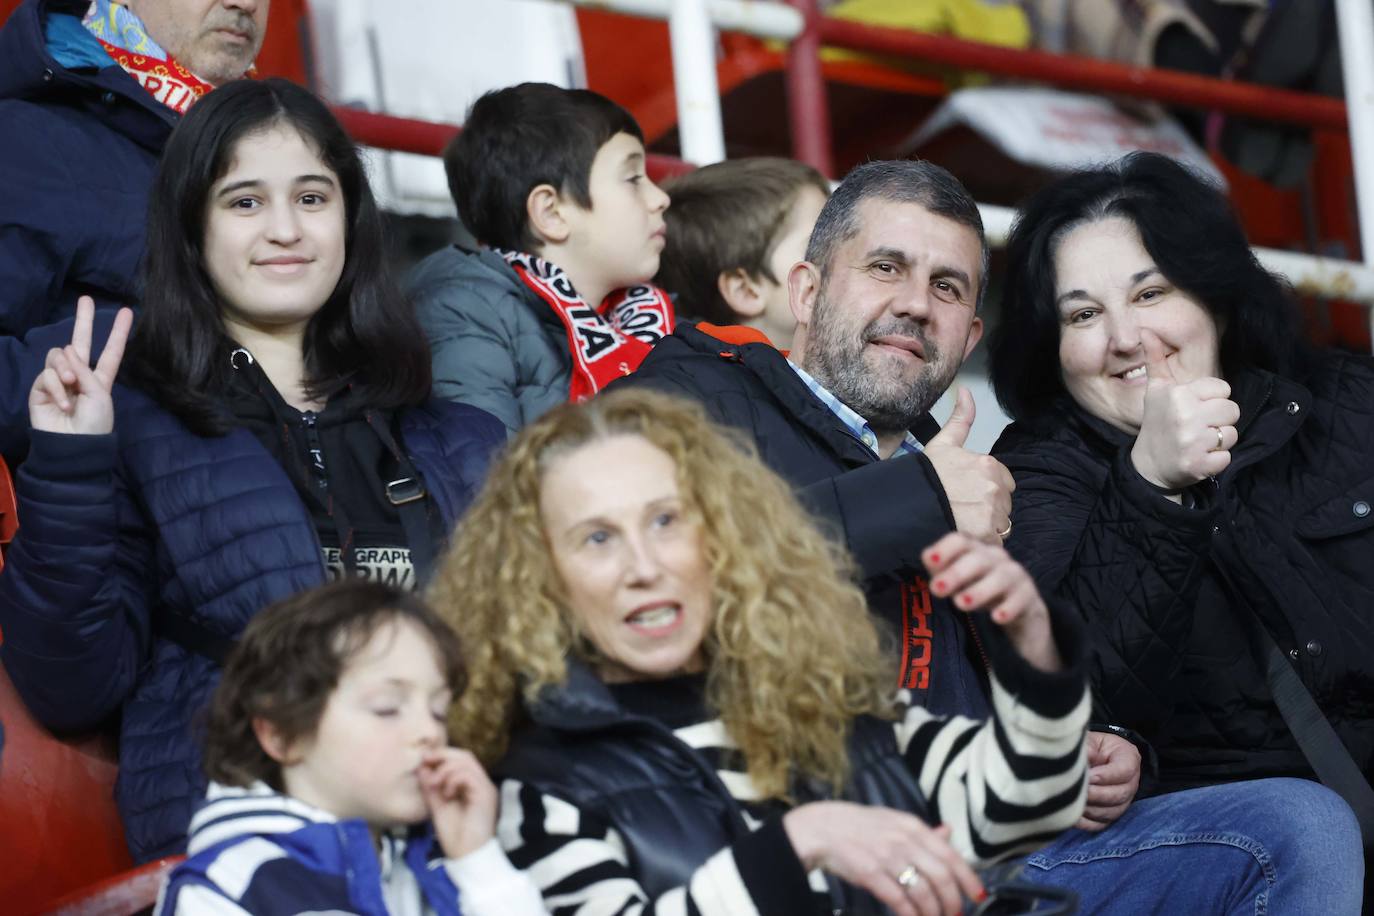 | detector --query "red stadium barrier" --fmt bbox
[0,458,15,573]
[40,858,184,916]
[778,0,1349,176]
[0,662,132,915]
